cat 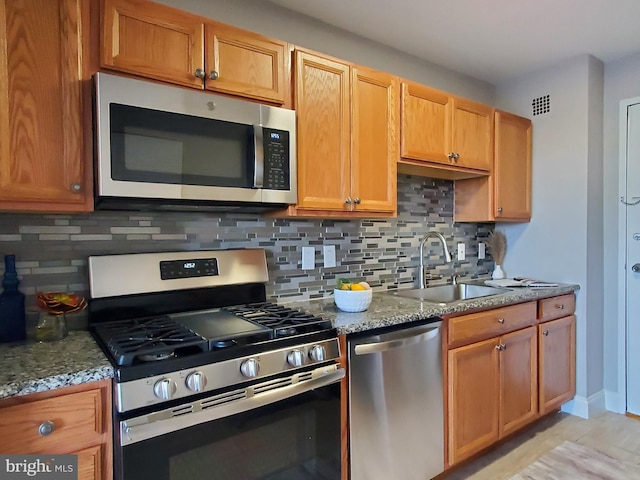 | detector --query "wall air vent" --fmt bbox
[532,94,550,116]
